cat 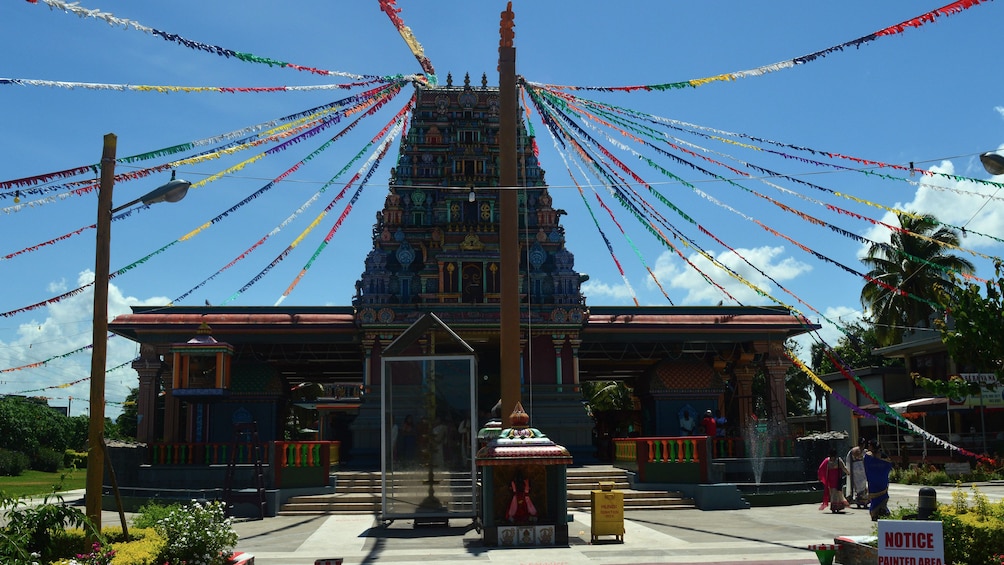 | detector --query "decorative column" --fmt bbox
[734,365,756,430]
[552,335,565,389]
[569,337,581,386]
[362,334,376,389]
[133,344,161,443]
